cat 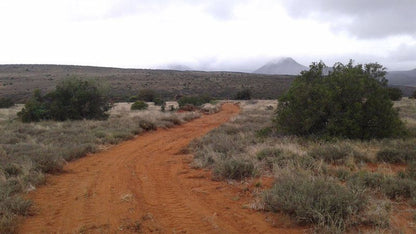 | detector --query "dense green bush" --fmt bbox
[138,89,156,102]
[263,173,366,229]
[178,95,212,107]
[18,78,112,122]
[275,61,405,139]
[0,98,14,108]
[234,89,252,100]
[387,87,403,101]
[412,90,416,99]
[131,101,148,110]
